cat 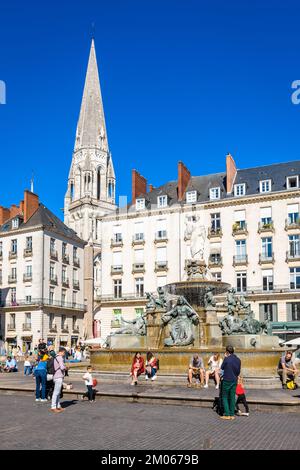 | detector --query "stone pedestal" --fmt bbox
[107,334,147,349]
[146,309,164,348]
[222,334,280,349]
